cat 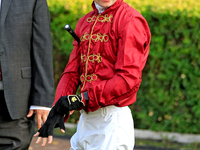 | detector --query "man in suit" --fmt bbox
[0,0,54,149]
